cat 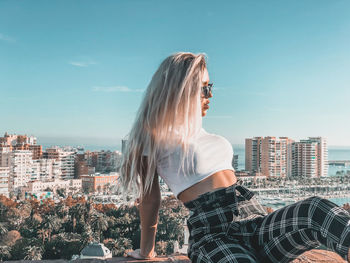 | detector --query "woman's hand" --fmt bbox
[127,248,157,259]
